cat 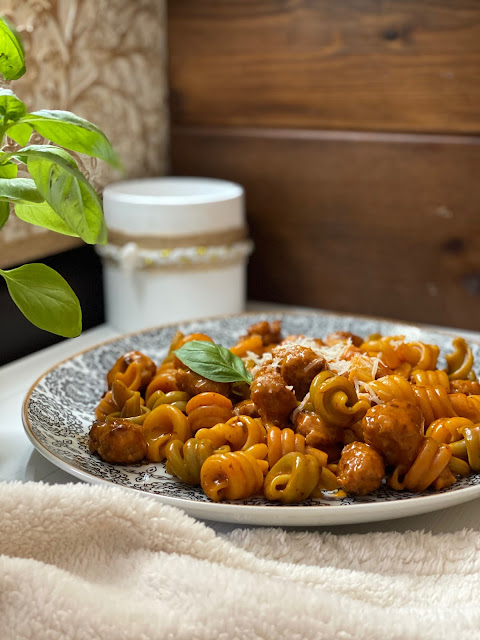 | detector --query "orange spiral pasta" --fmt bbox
[106,350,156,392]
[266,425,328,469]
[310,371,370,427]
[186,392,233,432]
[410,369,451,391]
[361,335,407,369]
[449,394,480,422]
[366,375,416,404]
[195,415,266,451]
[142,404,191,462]
[263,452,321,503]
[397,341,440,371]
[229,334,264,358]
[200,448,267,501]
[411,385,457,427]
[165,438,216,485]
